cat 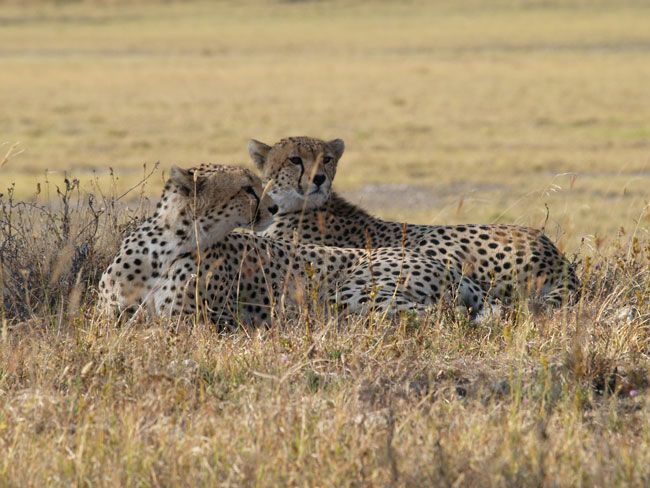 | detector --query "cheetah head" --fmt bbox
[160,164,278,243]
[248,136,345,212]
